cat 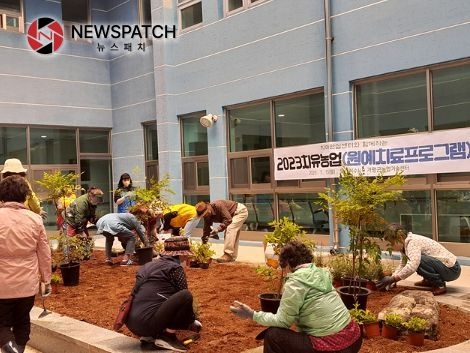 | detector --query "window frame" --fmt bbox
[0,0,23,33]
[178,0,203,32]
[223,0,266,16]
